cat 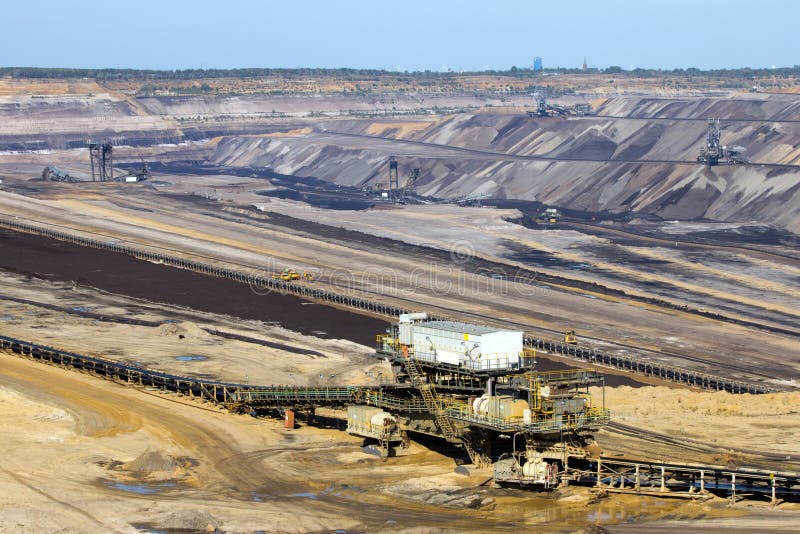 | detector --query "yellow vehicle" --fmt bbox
[271,268,313,282]
[564,330,577,345]
[271,268,300,281]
